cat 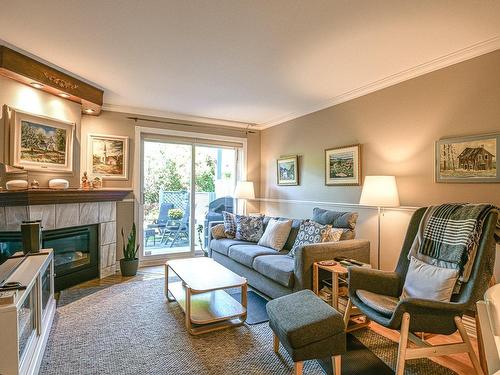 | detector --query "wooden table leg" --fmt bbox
[185,286,193,334]
[332,271,339,310]
[241,283,248,322]
[165,263,175,302]
[313,263,319,295]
